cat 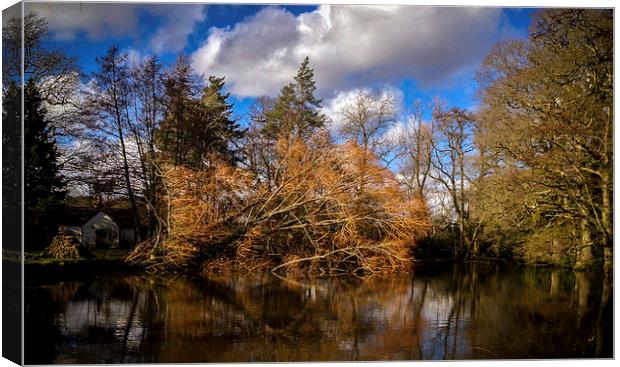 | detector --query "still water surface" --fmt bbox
[25,263,612,363]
